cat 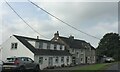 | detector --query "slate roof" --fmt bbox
[14,35,71,56]
[59,36,95,50]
